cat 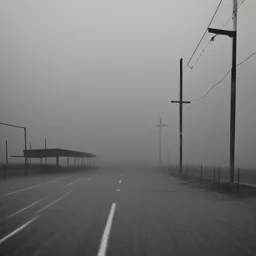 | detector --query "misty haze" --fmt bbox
[1,1,256,255]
